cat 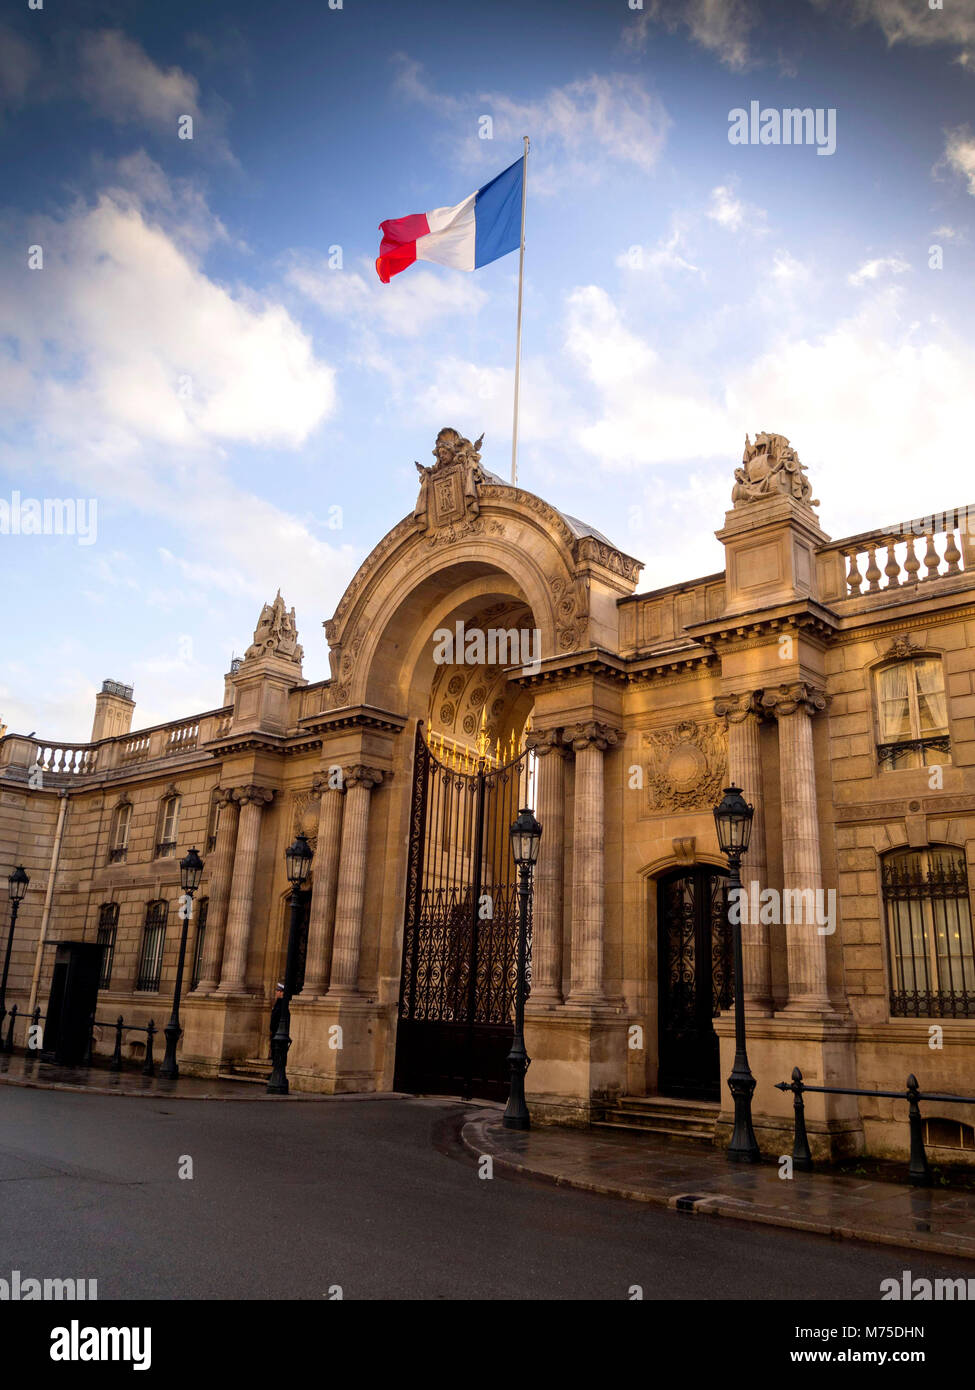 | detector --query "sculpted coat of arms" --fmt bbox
[642,719,727,814]
[414,427,486,533]
[731,432,818,509]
